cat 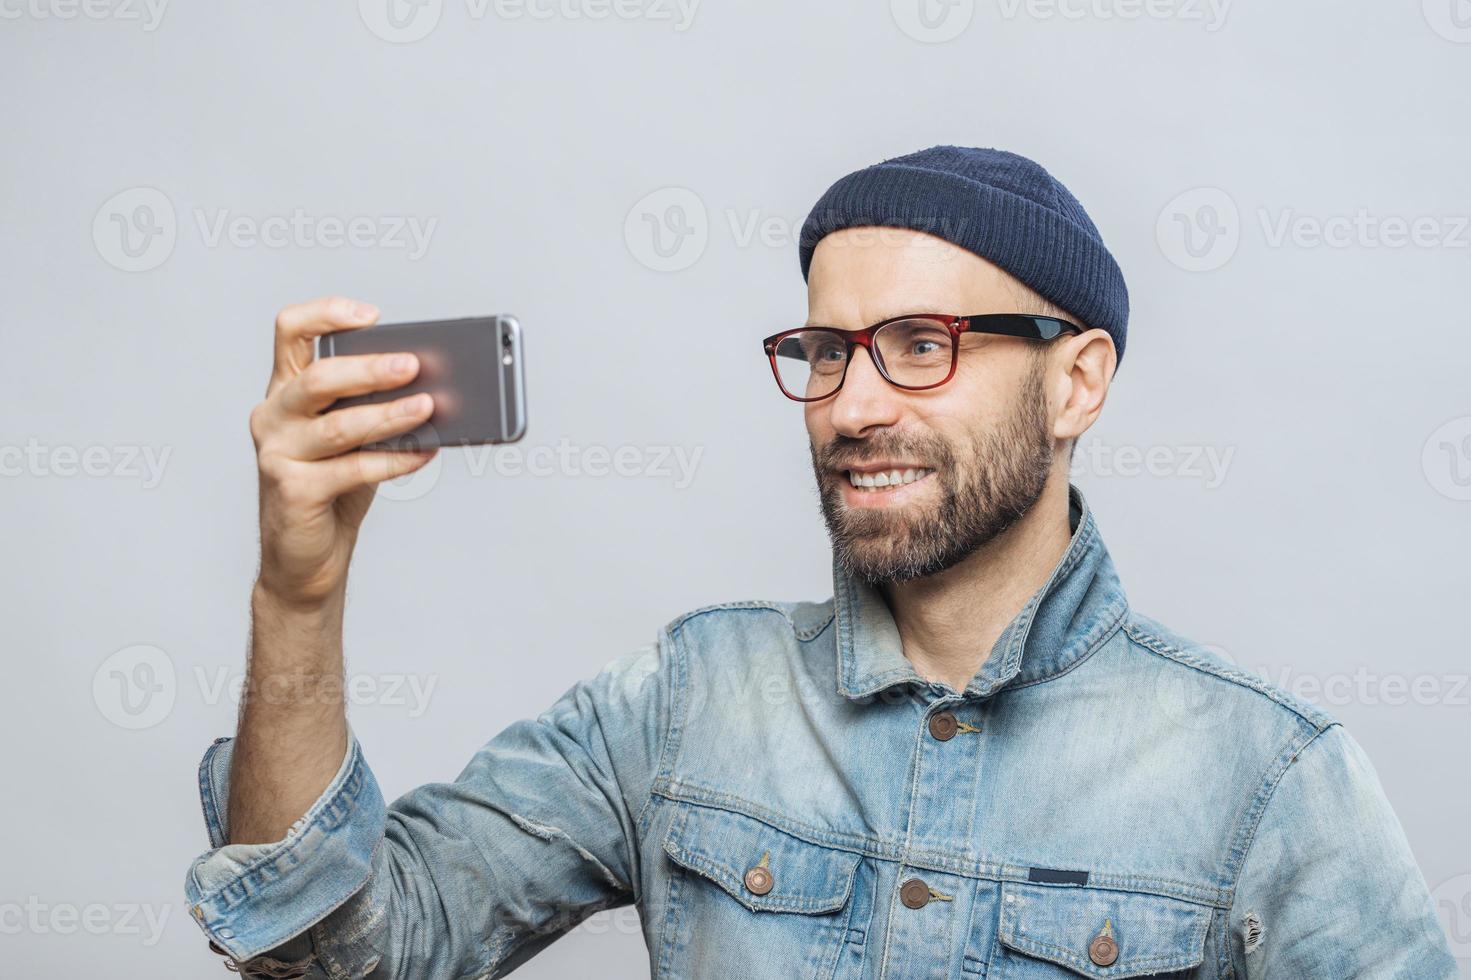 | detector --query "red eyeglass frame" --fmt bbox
[761,312,1083,402]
